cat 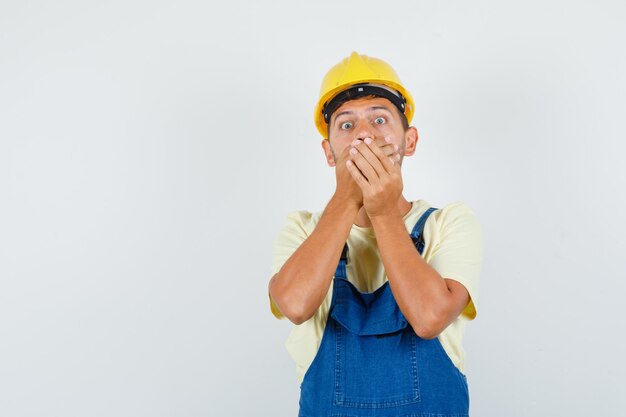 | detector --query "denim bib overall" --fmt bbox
[299,208,469,417]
